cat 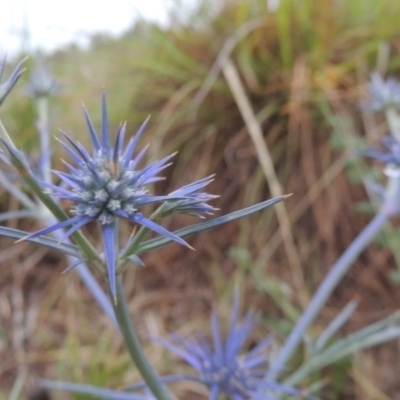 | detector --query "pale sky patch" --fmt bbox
[0,0,177,57]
